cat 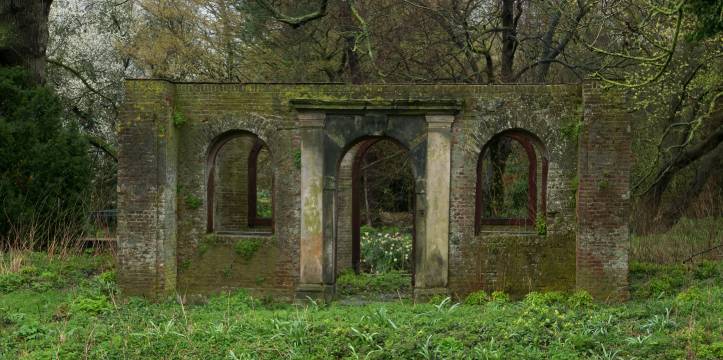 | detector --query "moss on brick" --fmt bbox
[234,238,267,261]
[118,81,630,301]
